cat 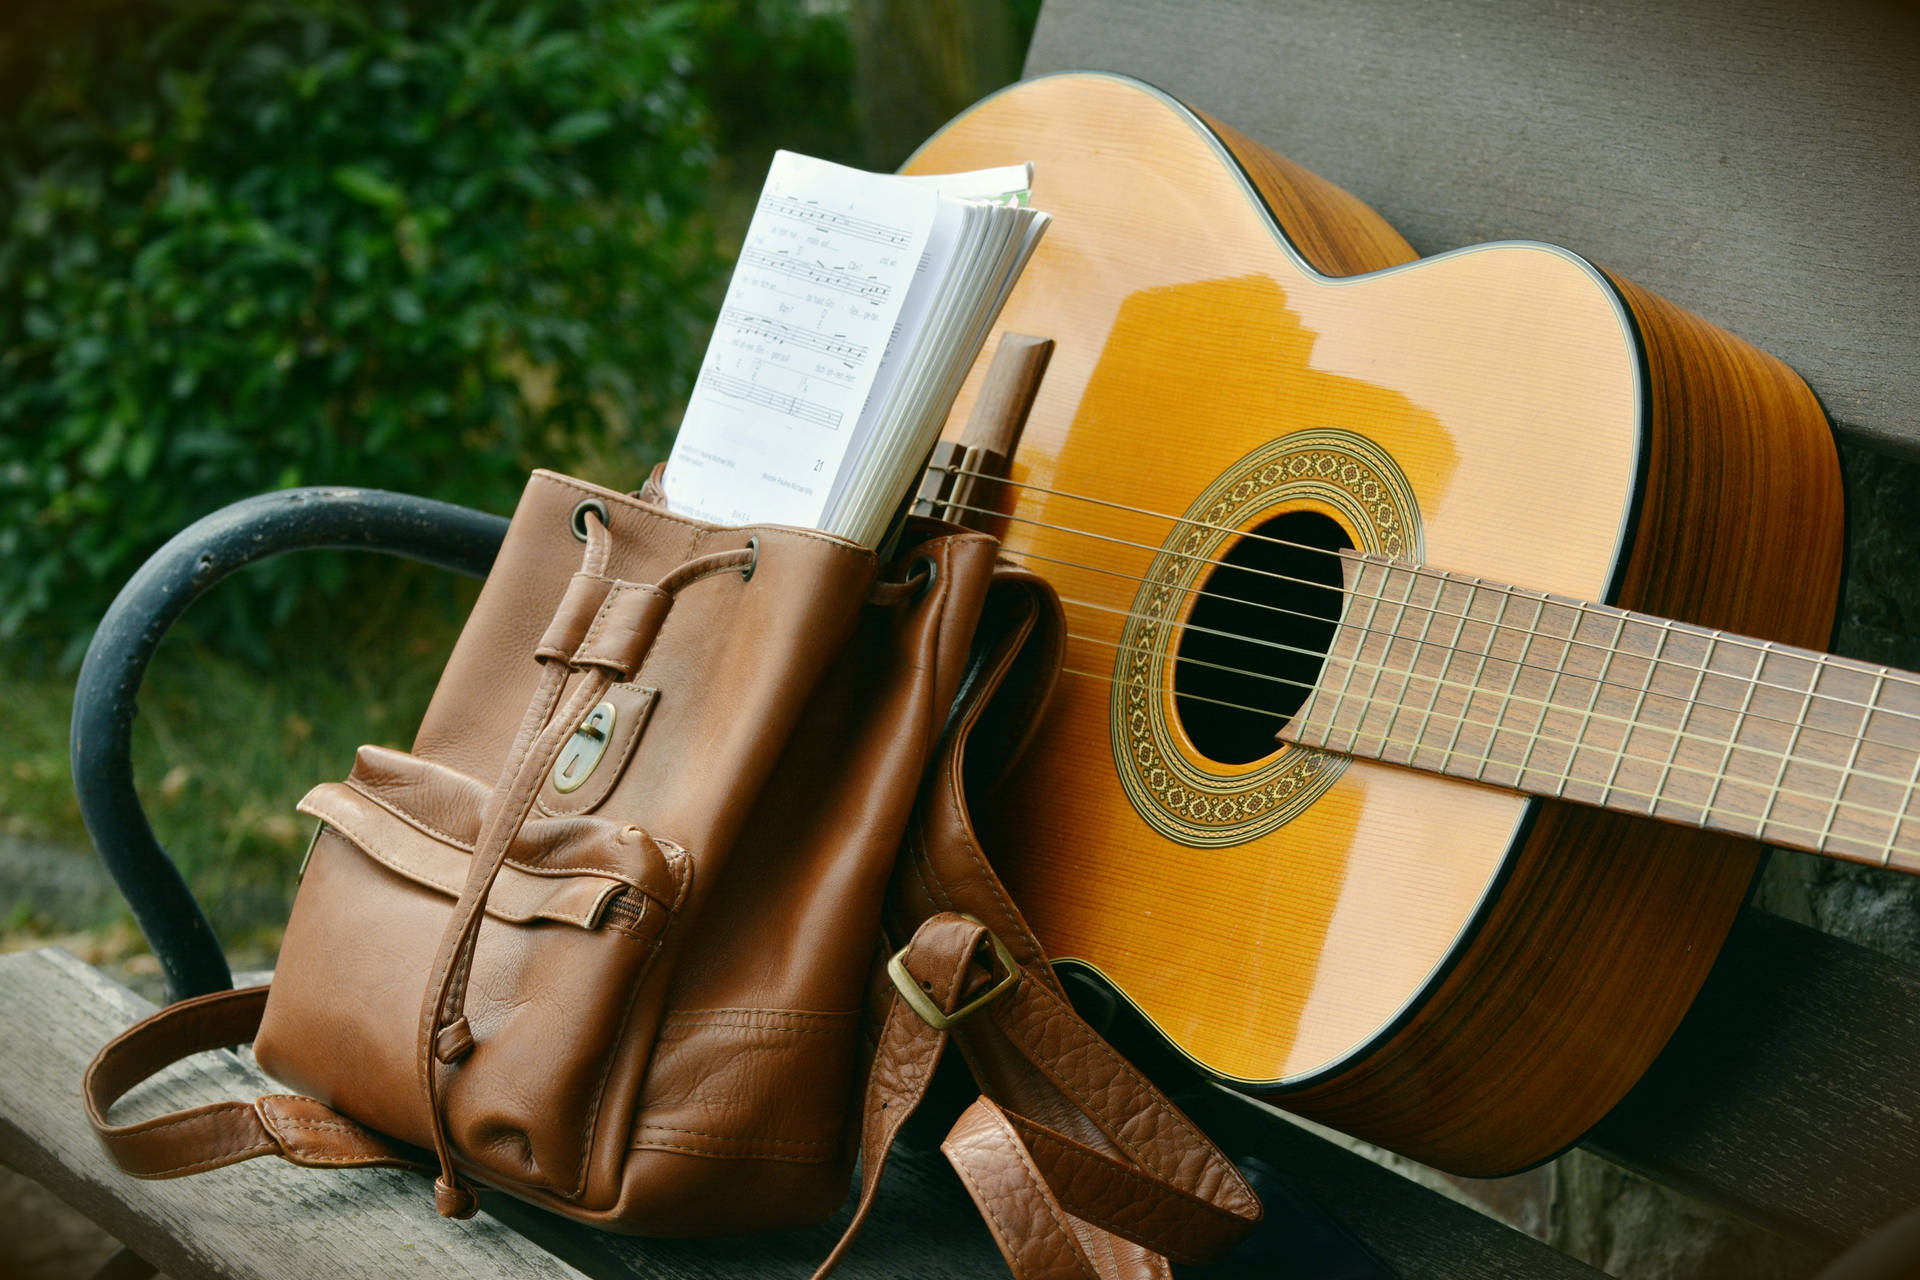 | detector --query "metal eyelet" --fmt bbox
[908,554,938,600]
[741,536,759,582]
[570,498,611,542]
